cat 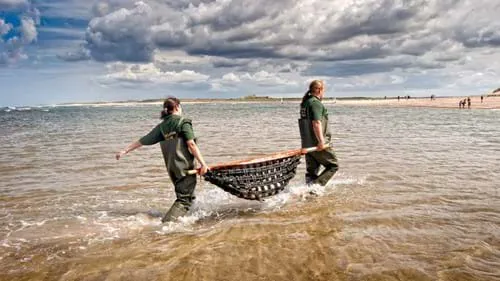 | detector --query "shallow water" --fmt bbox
[0,103,499,281]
